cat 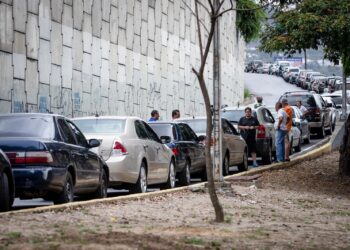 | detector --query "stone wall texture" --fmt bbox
[0,0,245,120]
